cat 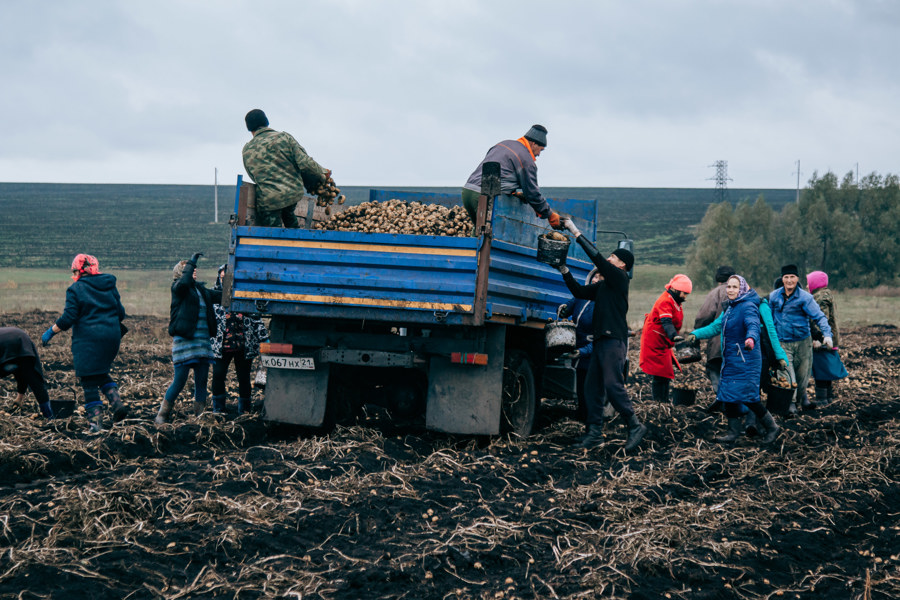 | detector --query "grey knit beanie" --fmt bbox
[524,124,548,147]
